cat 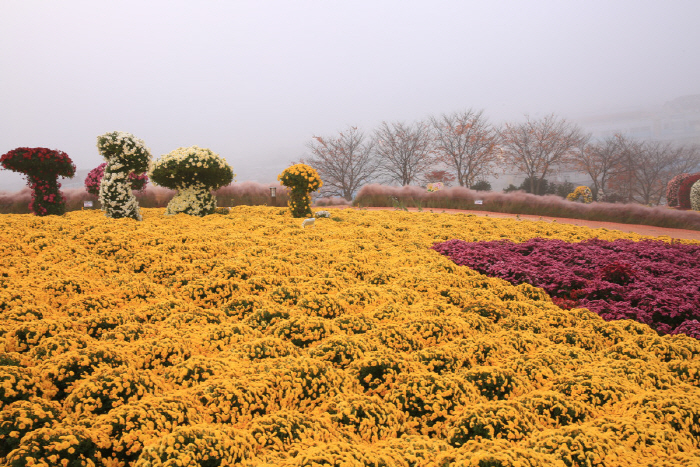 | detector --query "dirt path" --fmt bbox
[346,206,700,241]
